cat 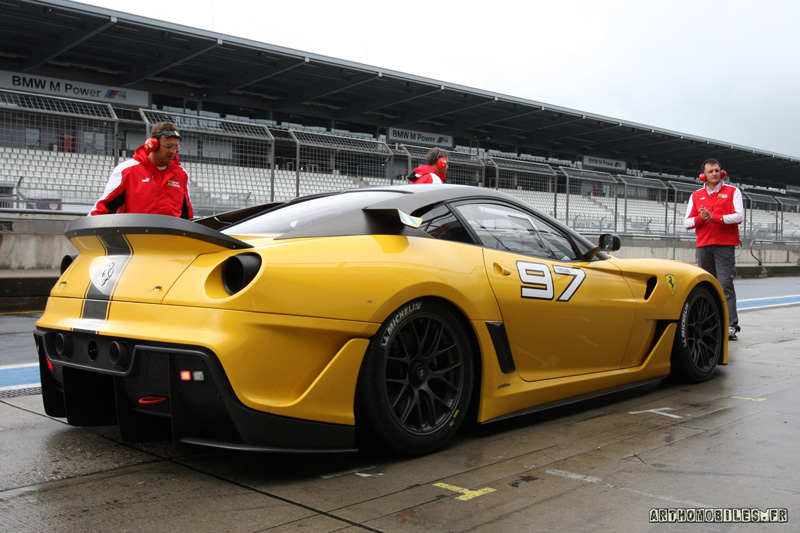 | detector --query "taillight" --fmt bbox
[179,370,205,381]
